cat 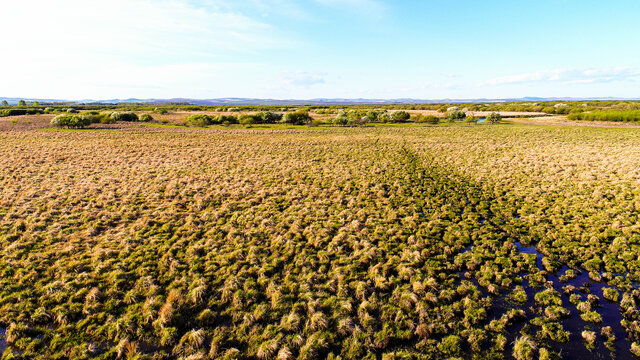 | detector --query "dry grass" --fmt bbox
[0,124,639,358]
